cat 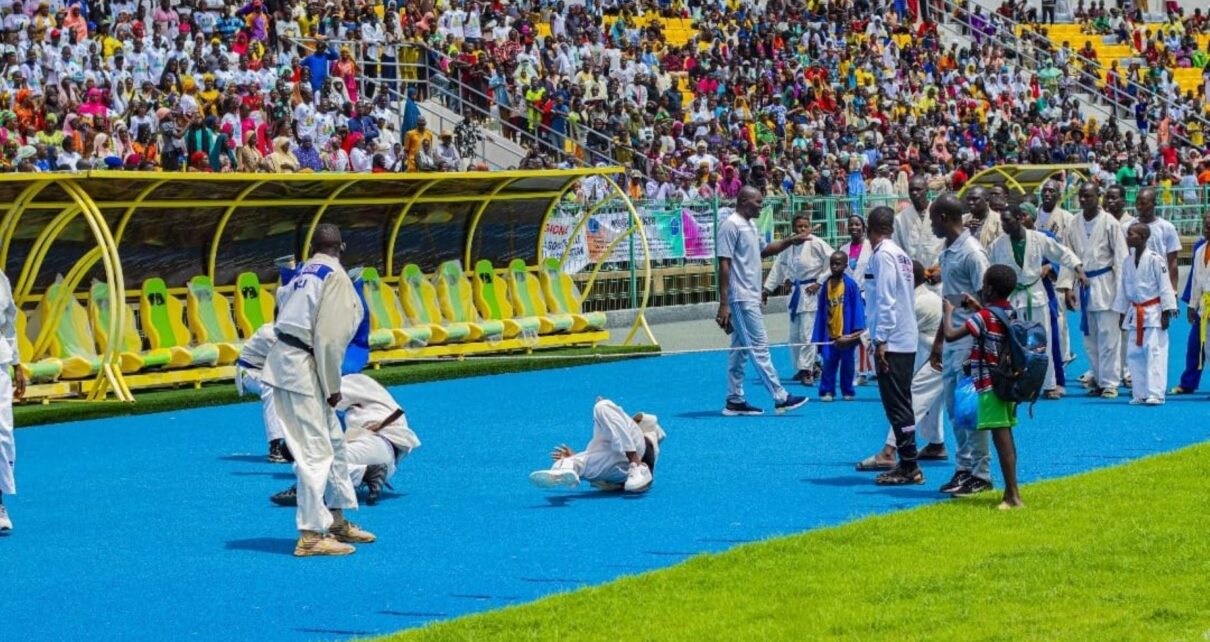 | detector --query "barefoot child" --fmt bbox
[1112,223,1179,405]
[812,251,865,401]
[939,265,1024,509]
